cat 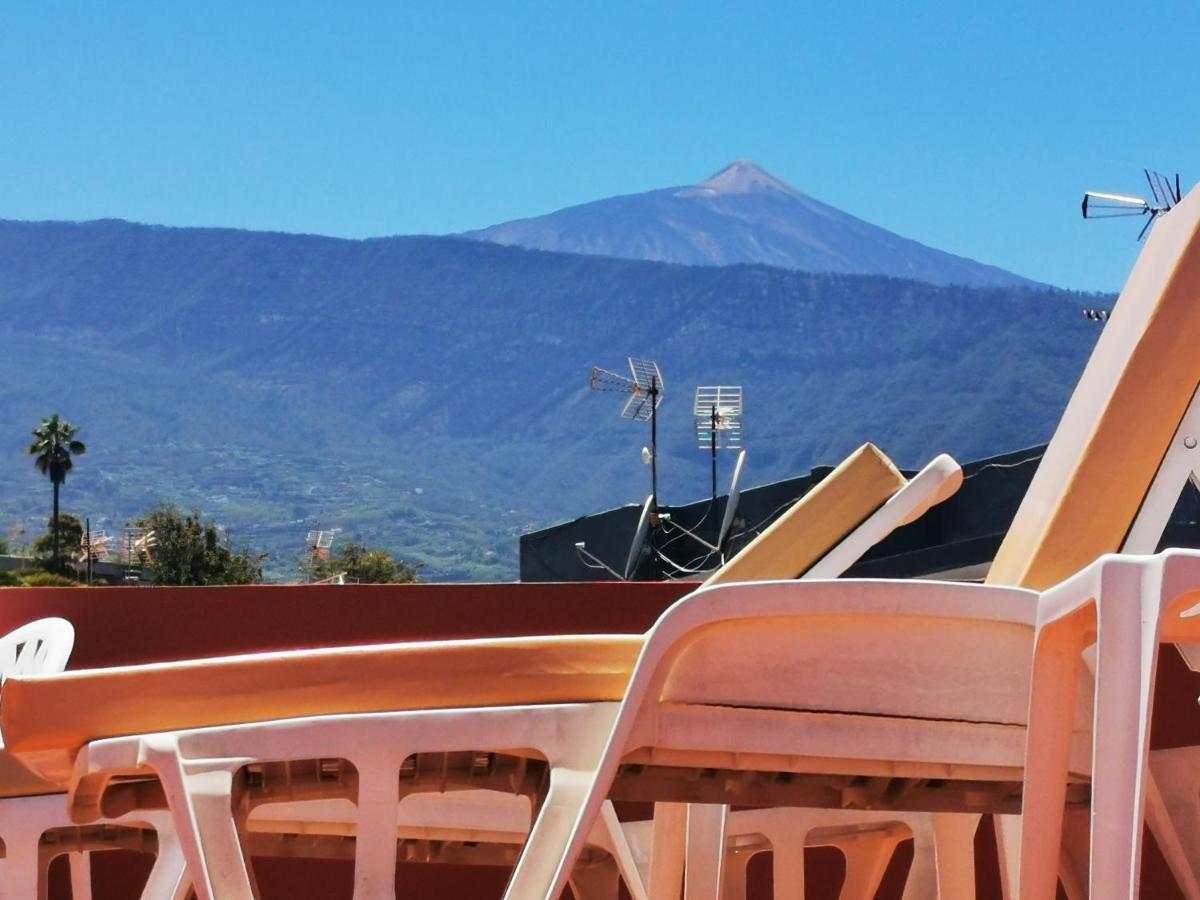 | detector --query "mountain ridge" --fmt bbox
[464,161,1038,289]
[0,217,1100,581]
